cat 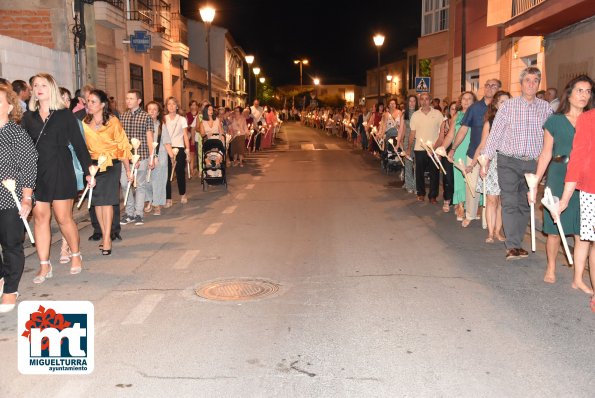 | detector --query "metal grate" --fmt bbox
[512,0,546,18]
[195,279,280,301]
